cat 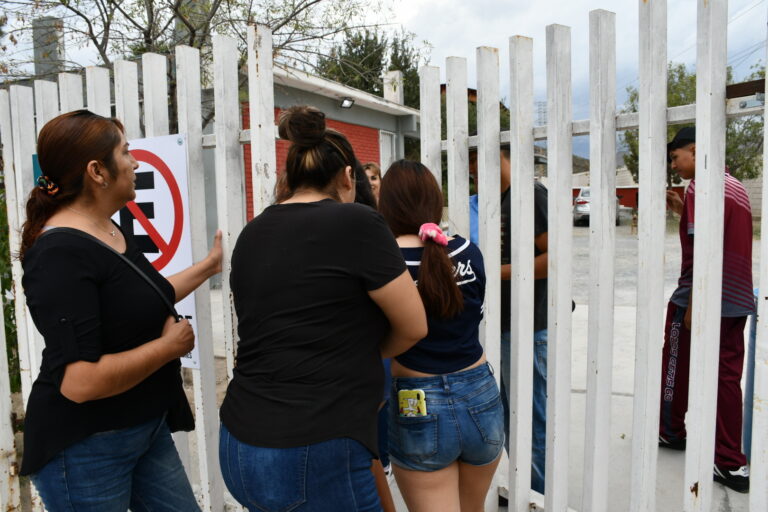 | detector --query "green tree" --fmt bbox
[0,0,389,79]
[389,31,422,109]
[316,29,388,96]
[622,62,763,184]
[315,28,427,160]
[0,188,18,393]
